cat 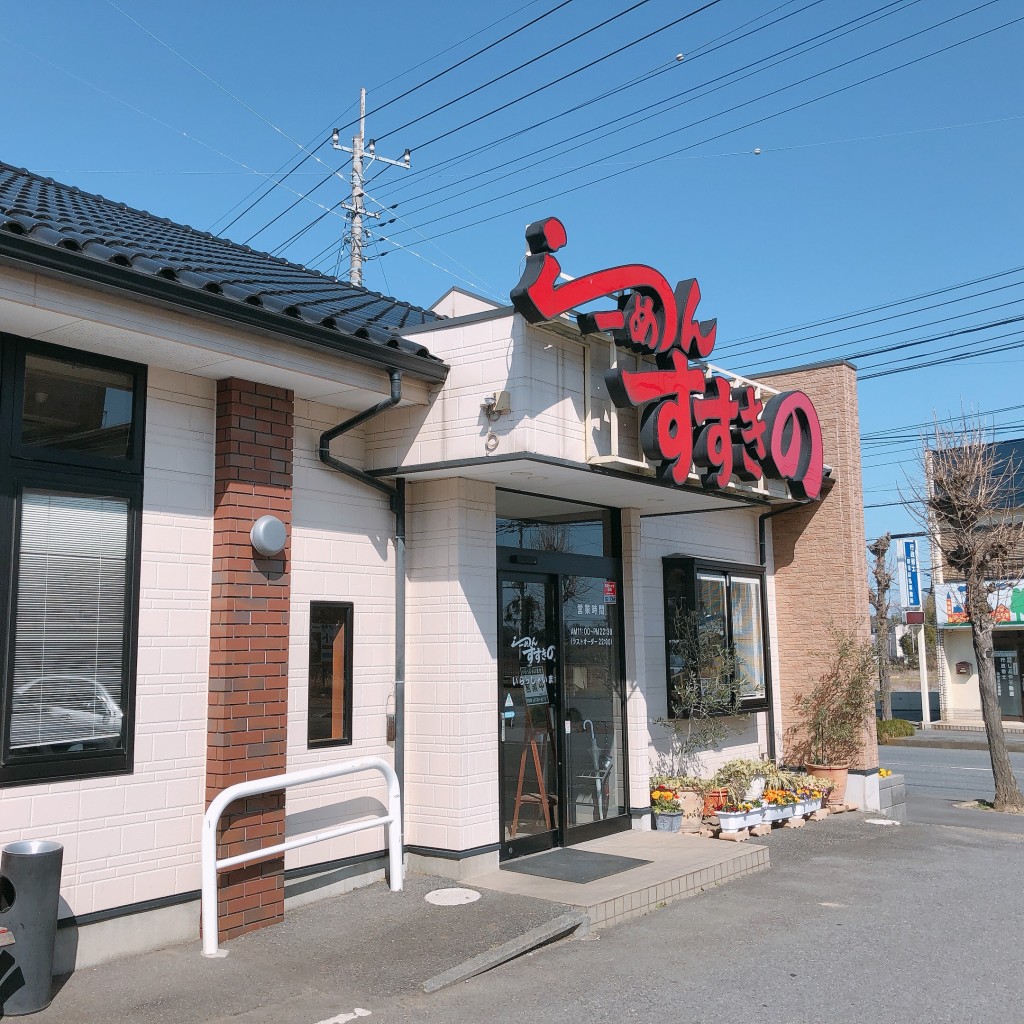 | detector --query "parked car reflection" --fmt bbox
[10,675,123,752]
